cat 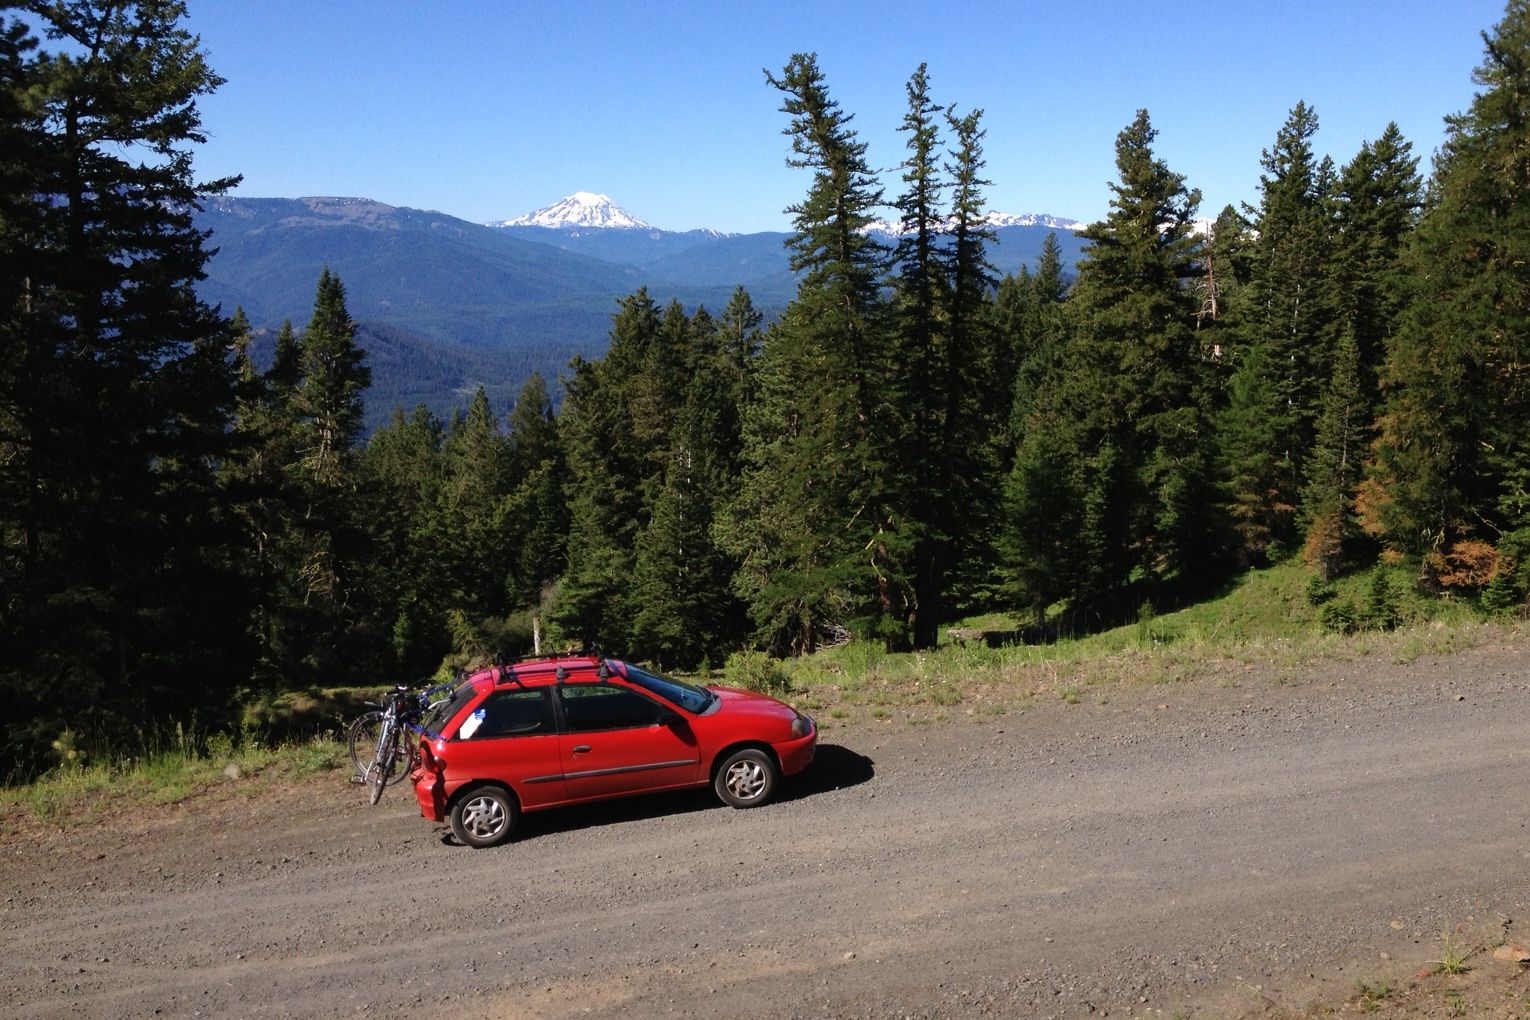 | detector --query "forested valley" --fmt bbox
[4,1,1530,778]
